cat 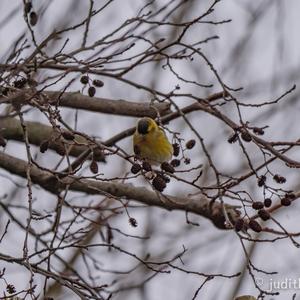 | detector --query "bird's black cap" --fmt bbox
[137,118,150,134]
